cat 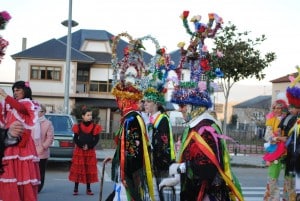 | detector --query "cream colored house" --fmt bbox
[11,29,153,133]
[270,72,297,103]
